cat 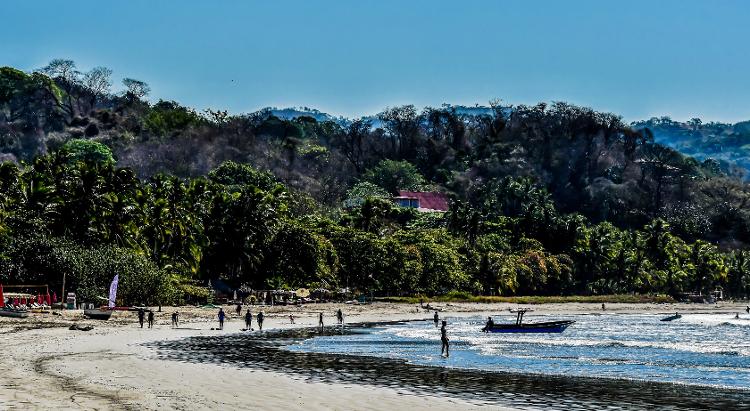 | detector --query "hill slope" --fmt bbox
[633,117,750,180]
[1,62,750,303]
